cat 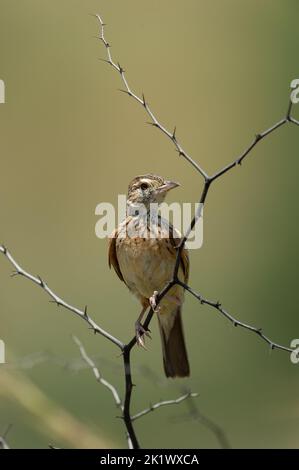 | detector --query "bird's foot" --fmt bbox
[149,291,160,312]
[135,321,151,349]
